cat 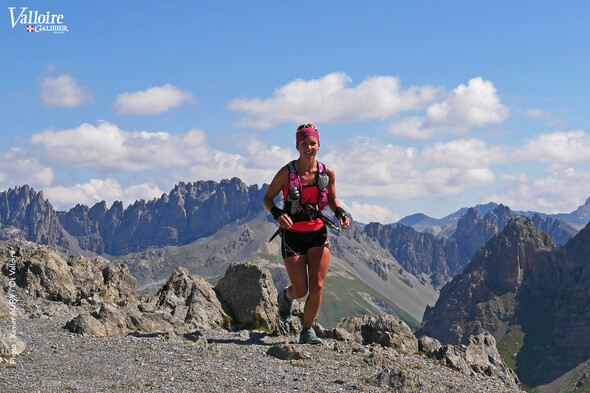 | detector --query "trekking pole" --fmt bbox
[268,227,283,242]
[320,215,341,233]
